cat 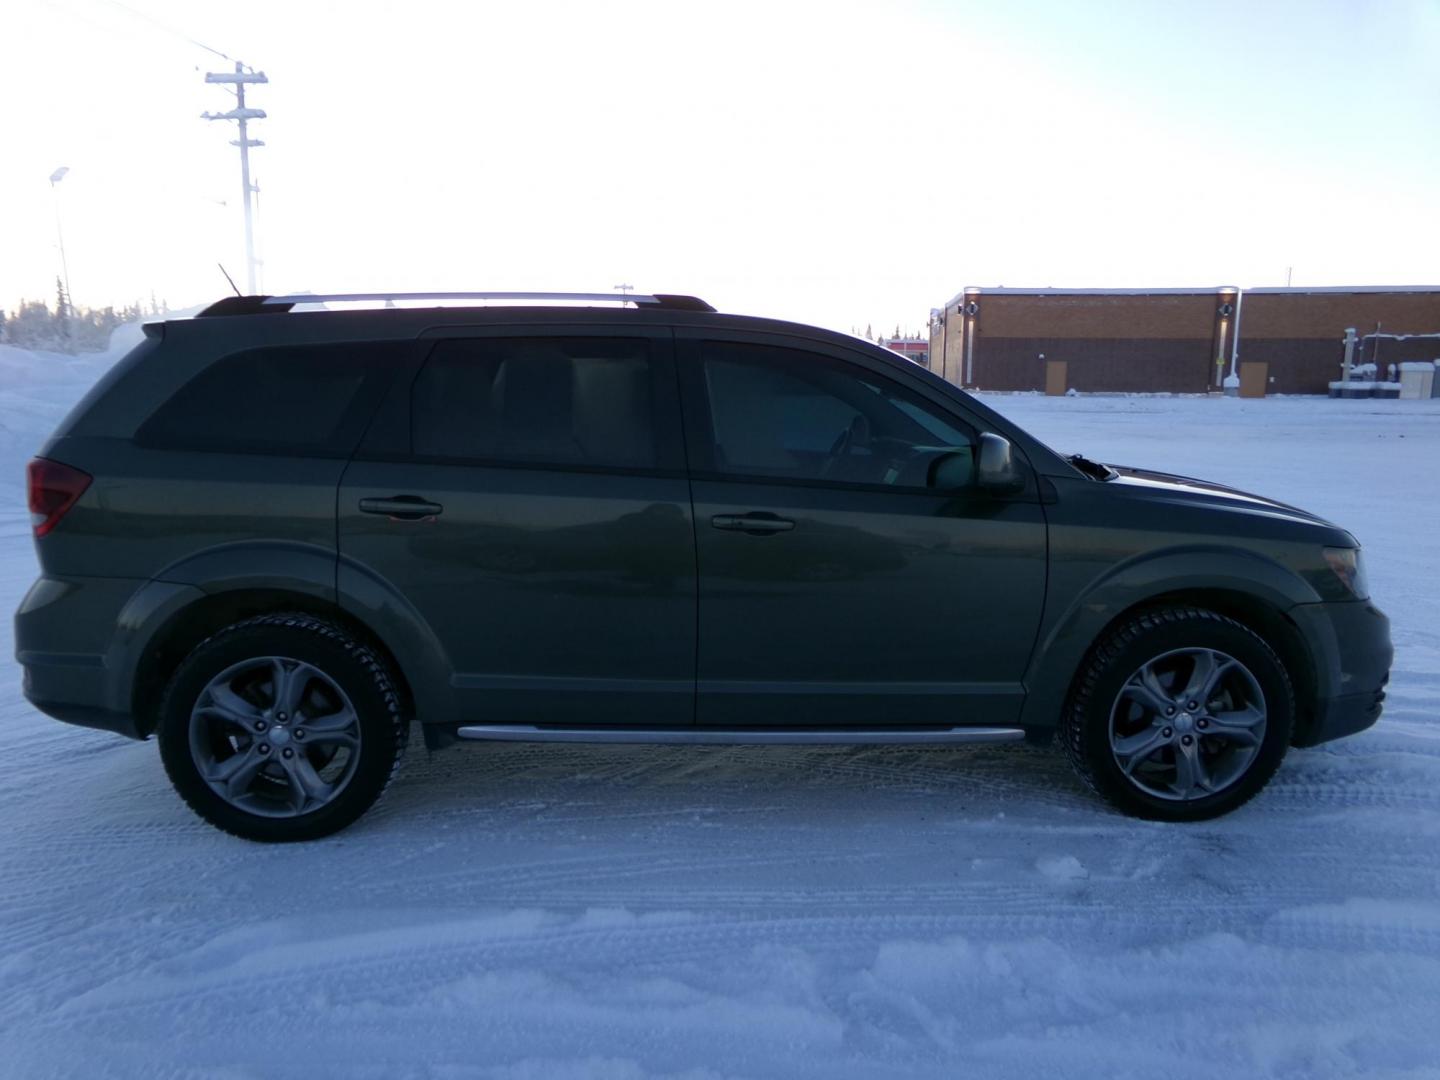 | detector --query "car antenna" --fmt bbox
[217,263,241,297]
